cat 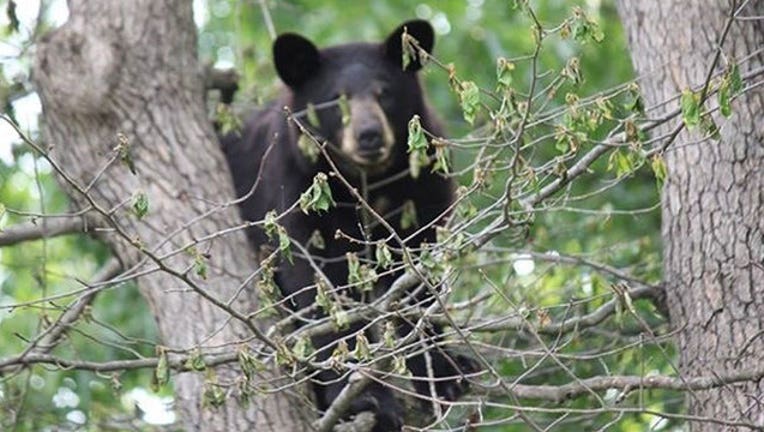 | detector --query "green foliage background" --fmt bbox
[0,1,667,430]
